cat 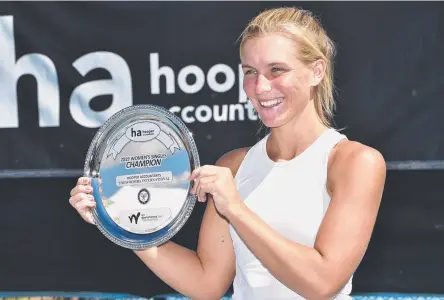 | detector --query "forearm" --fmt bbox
[228,203,334,299]
[134,241,220,300]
